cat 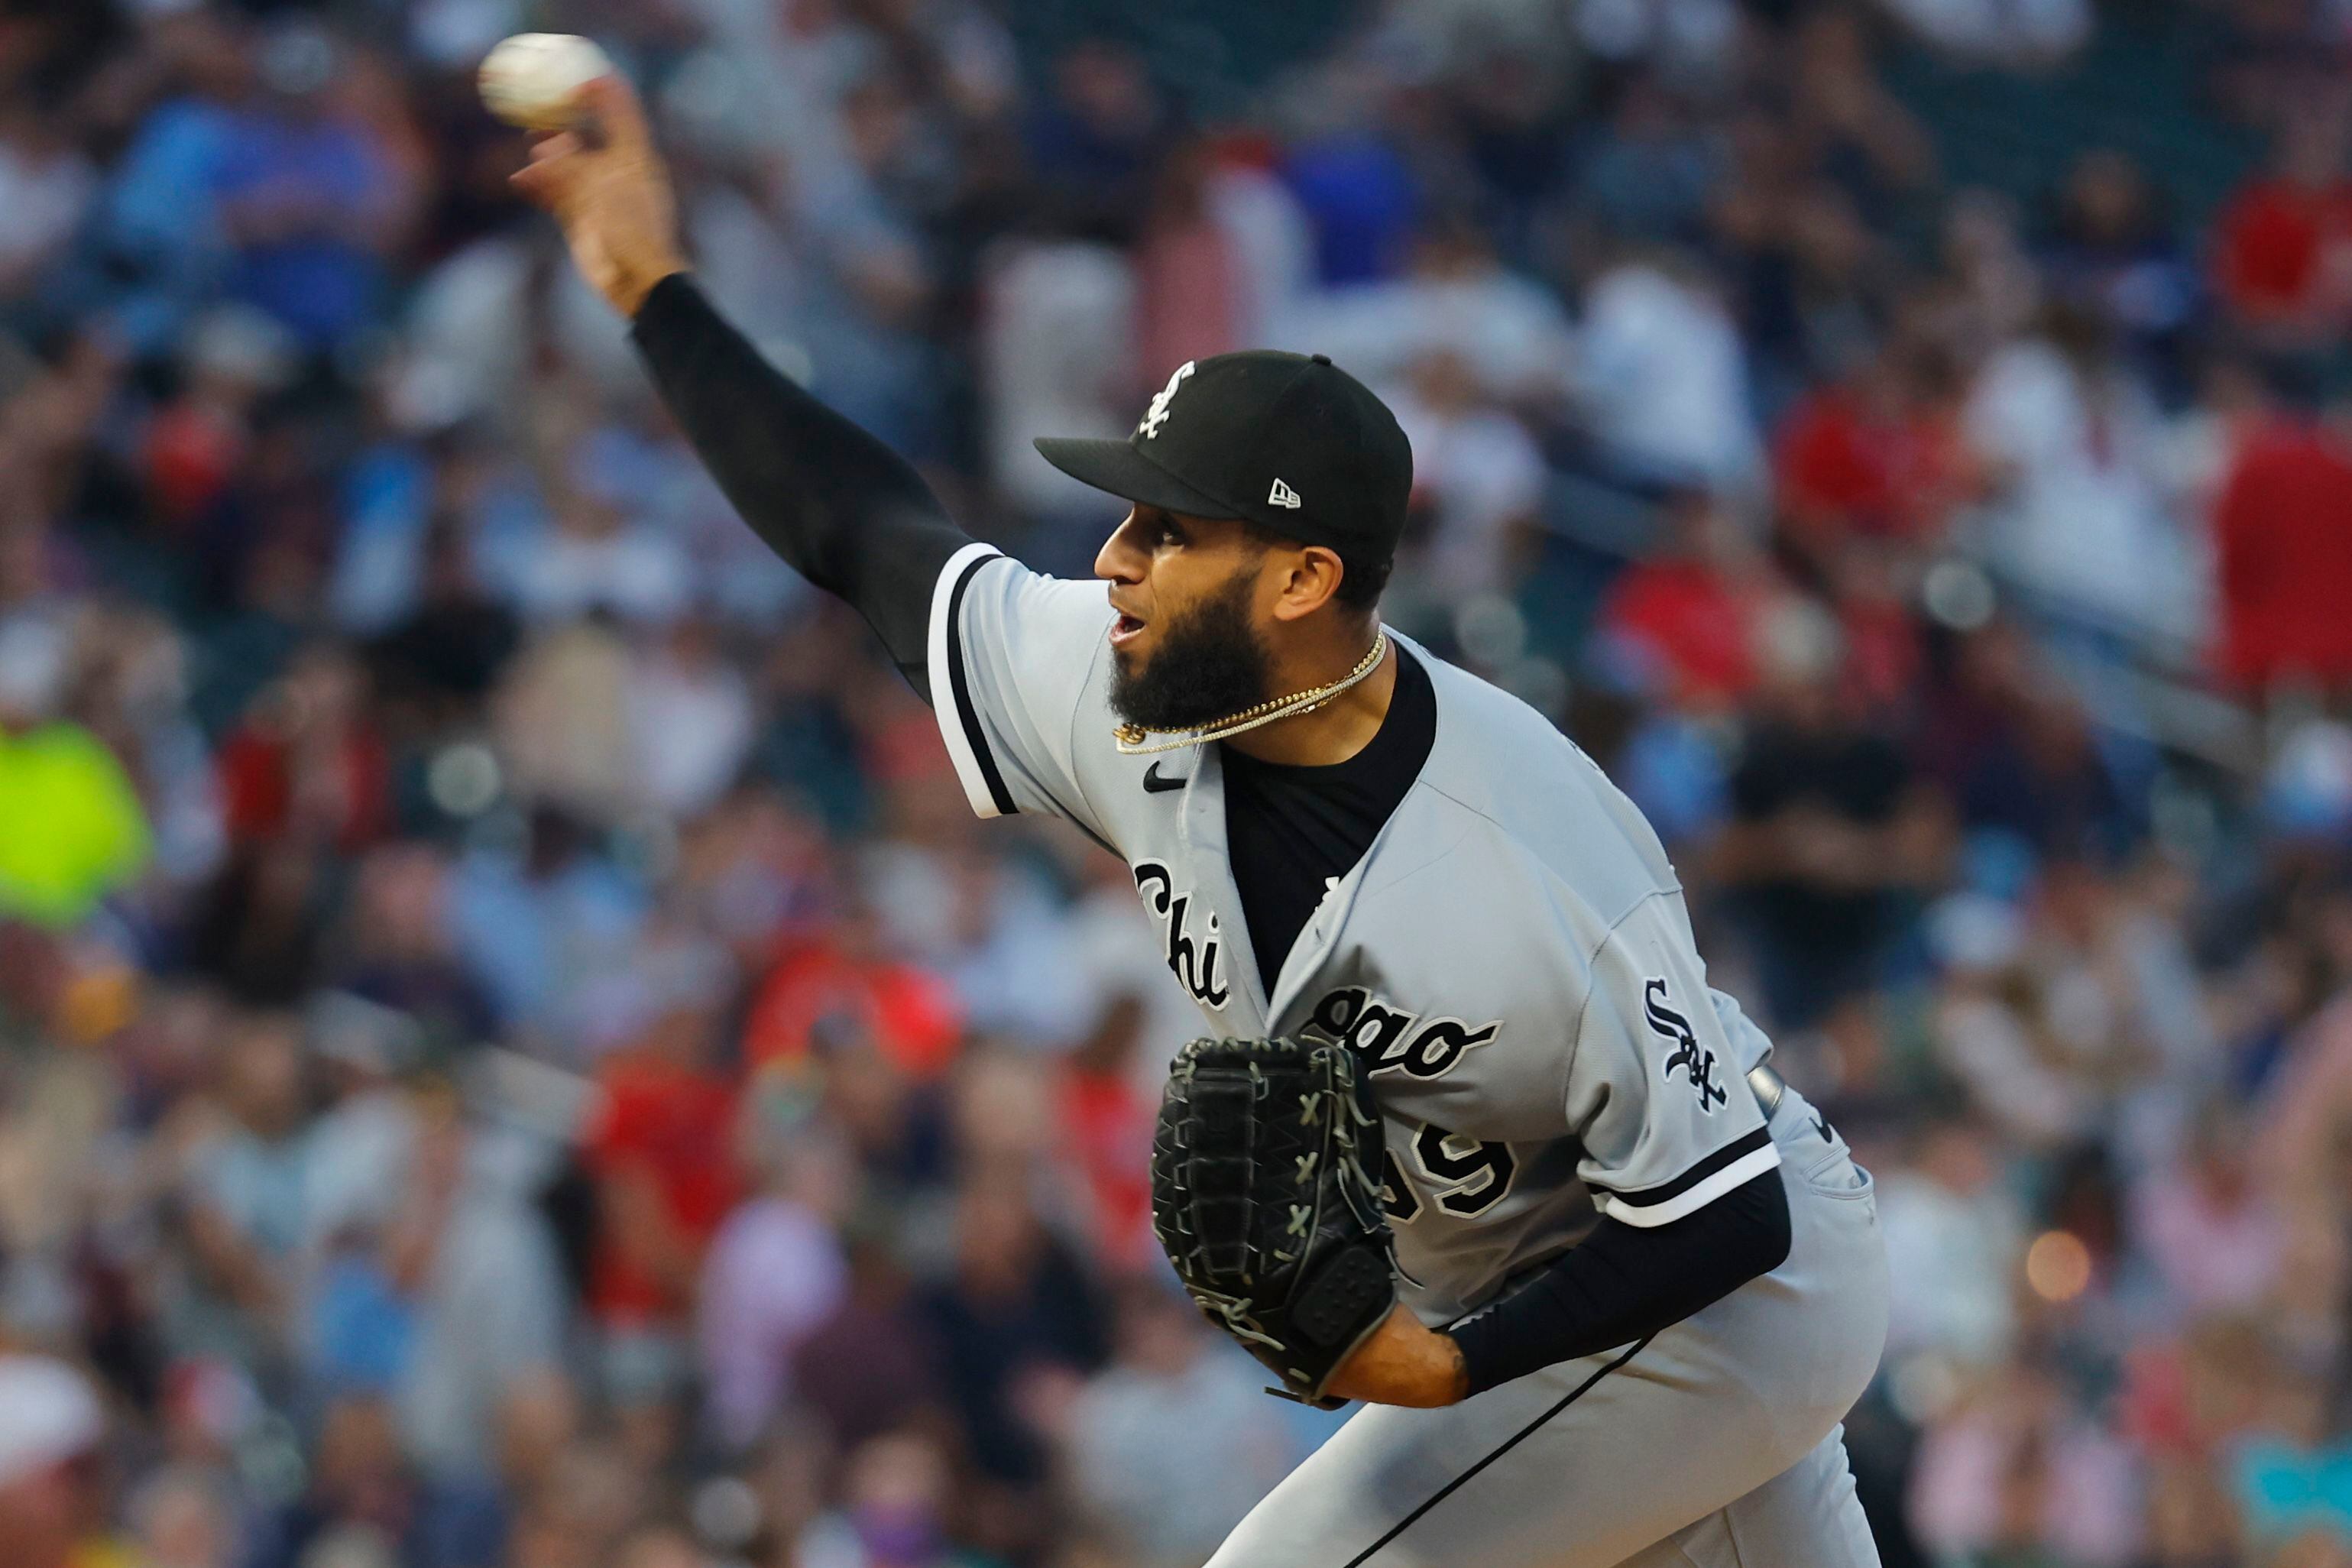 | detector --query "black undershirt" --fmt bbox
[627,273,1790,1400]
[1221,645,1436,985]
